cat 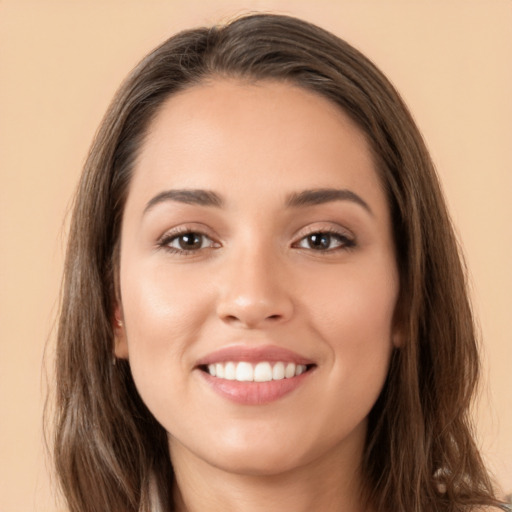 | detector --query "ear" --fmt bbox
[113,303,129,359]
[391,298,405,348]
[392,324,404,348]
